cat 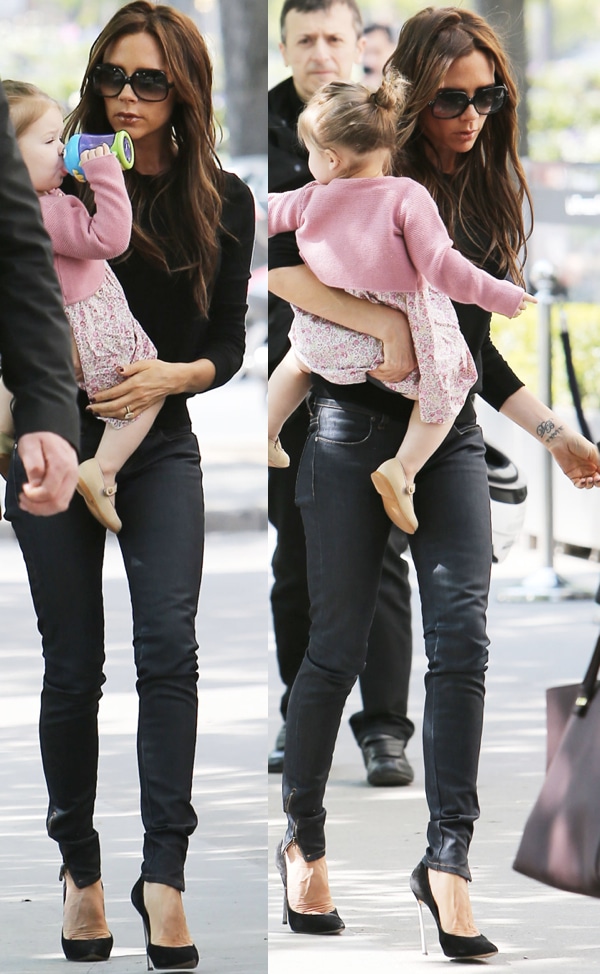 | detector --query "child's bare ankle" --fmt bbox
[95,461,117,486]
[396,456,417,483]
